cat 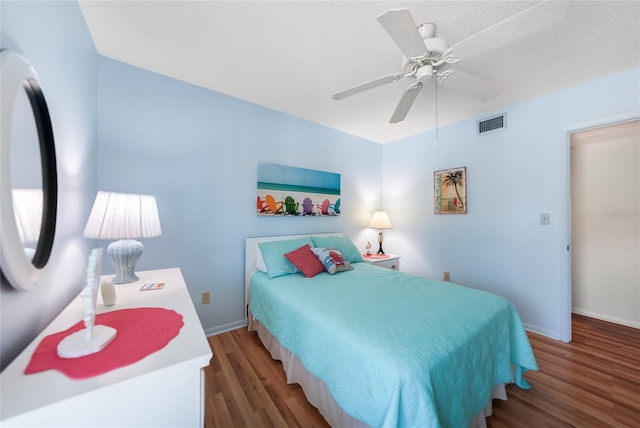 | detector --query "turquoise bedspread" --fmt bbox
[250,263,538,428]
